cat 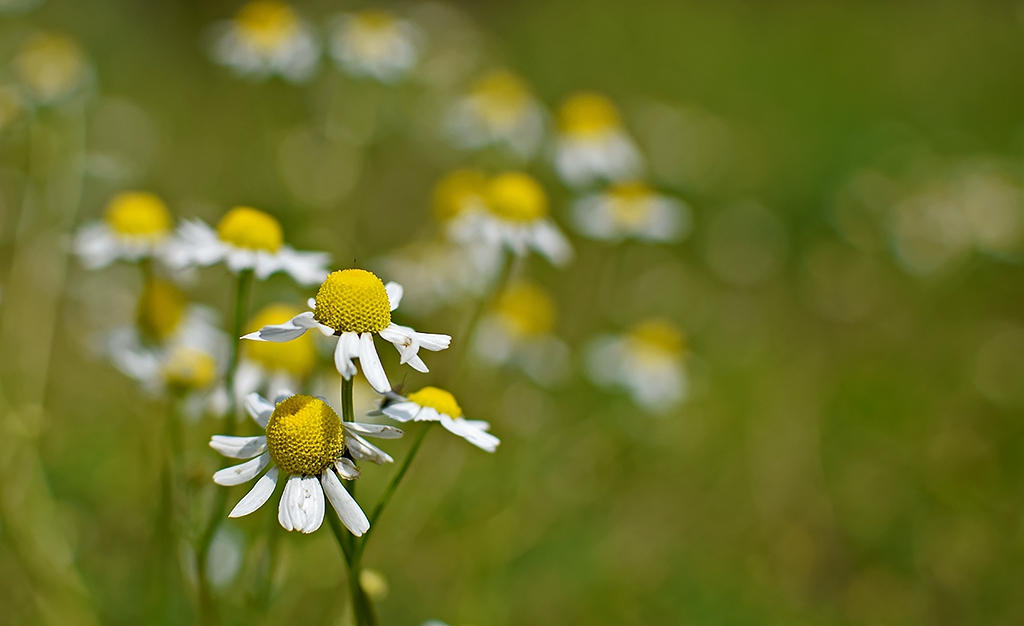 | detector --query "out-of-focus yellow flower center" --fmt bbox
[216,206,284,252]
[235,0,299,51]
[609,182,655,228]
[265,395,345,476]
[359,569,389,602]
[14,33,85,102]
[352,10,397,32]
[495,283,556,337]
[471,70,531,124]
[628,319,685,360]
[407,386,462,418]
[244,303,316,376]
[432,169,488,222]
[313,269,391,334]
[557,92,621,137]
[137,279,187,342]
[104,191,173,239]
[162,347,217,389]
[486,172,548,222]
